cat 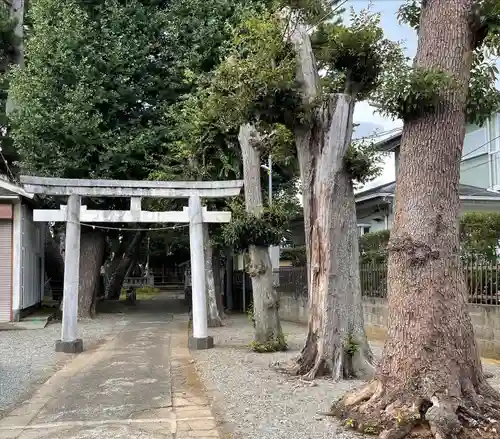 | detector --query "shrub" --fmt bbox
[280,246,307,266]
[359,230,390,264]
